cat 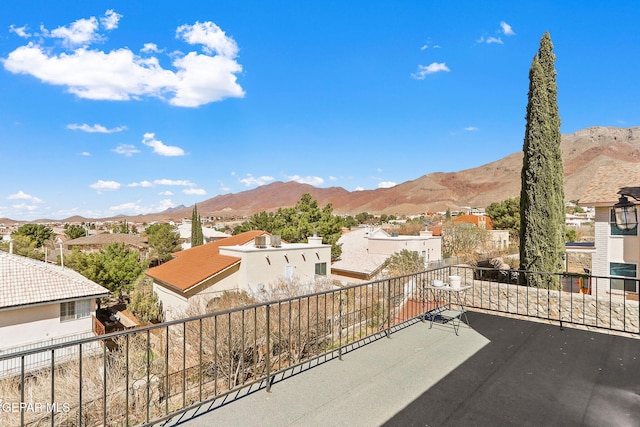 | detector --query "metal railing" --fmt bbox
[0,266,638,426]
[451,265,640,334]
